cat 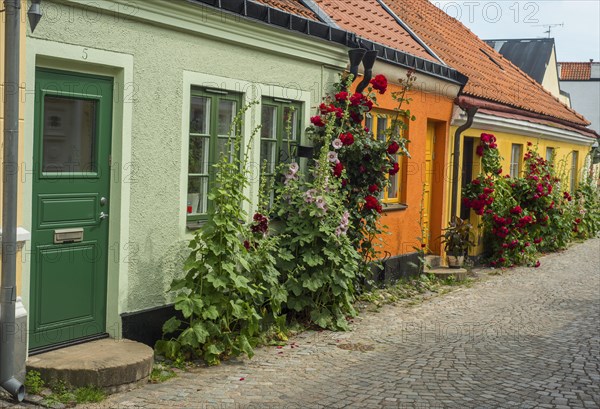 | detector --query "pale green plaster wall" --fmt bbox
[25,0,347,321]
